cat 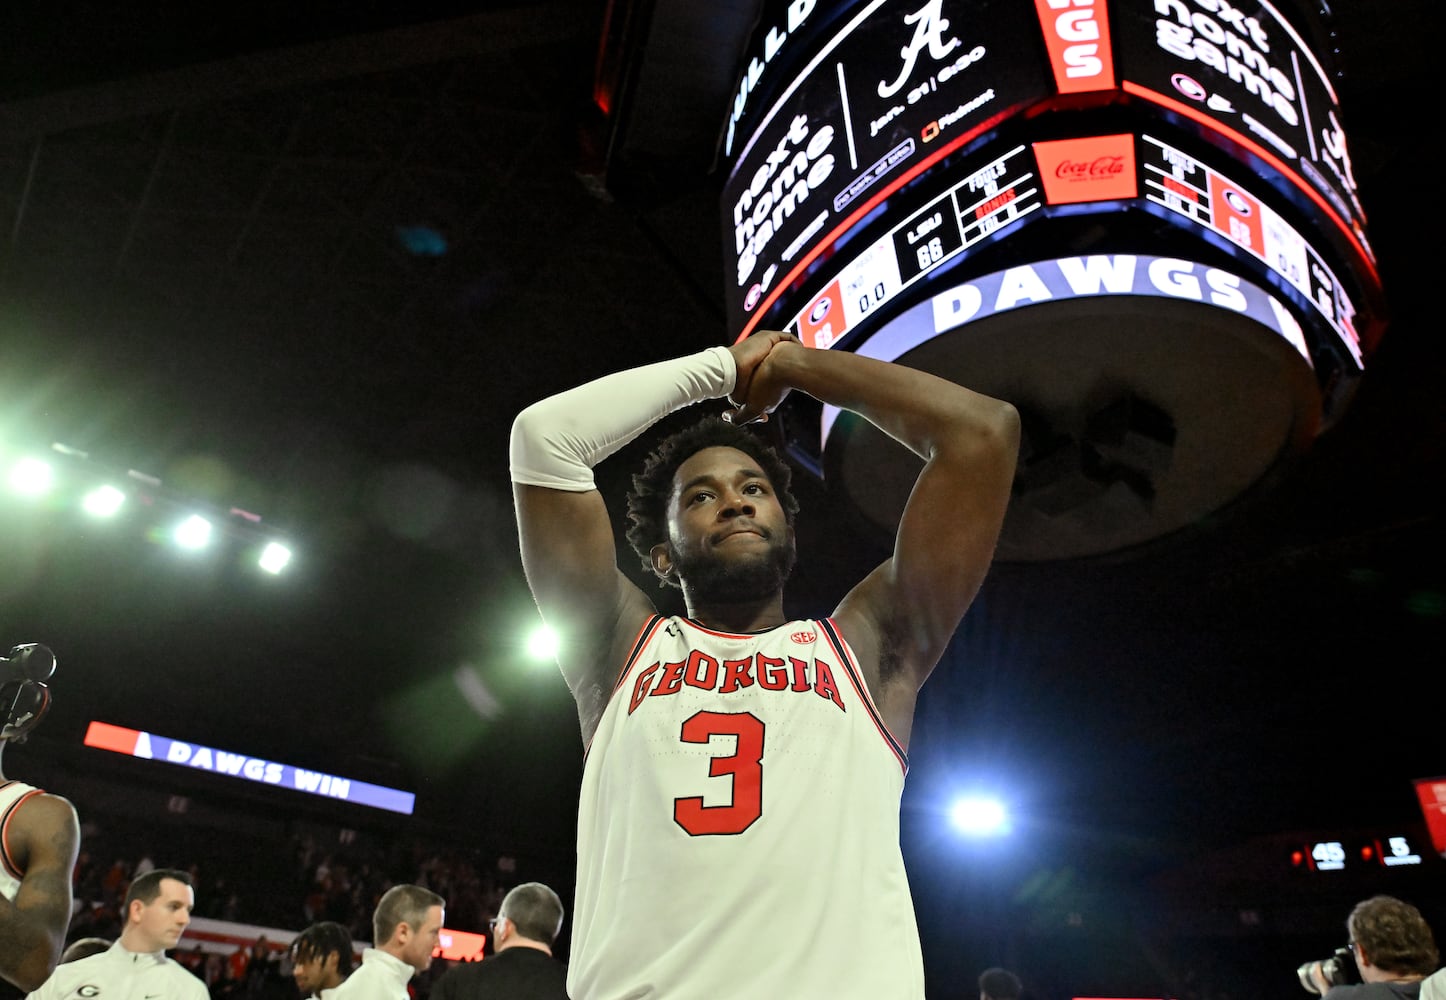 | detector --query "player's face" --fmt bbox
[293,949,338,993]
[131,877,194,952]
[402,905,445,972]
[663,446,795,601]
